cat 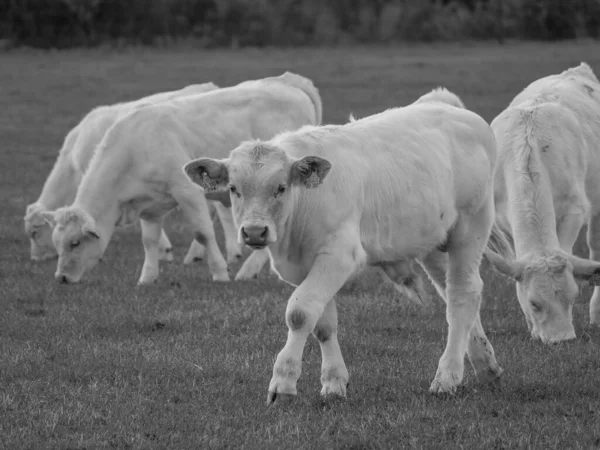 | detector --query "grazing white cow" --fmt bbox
[41,72,322,285]
[24,82,220,263]
[485,63,600,343]
[183,87,504,402]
